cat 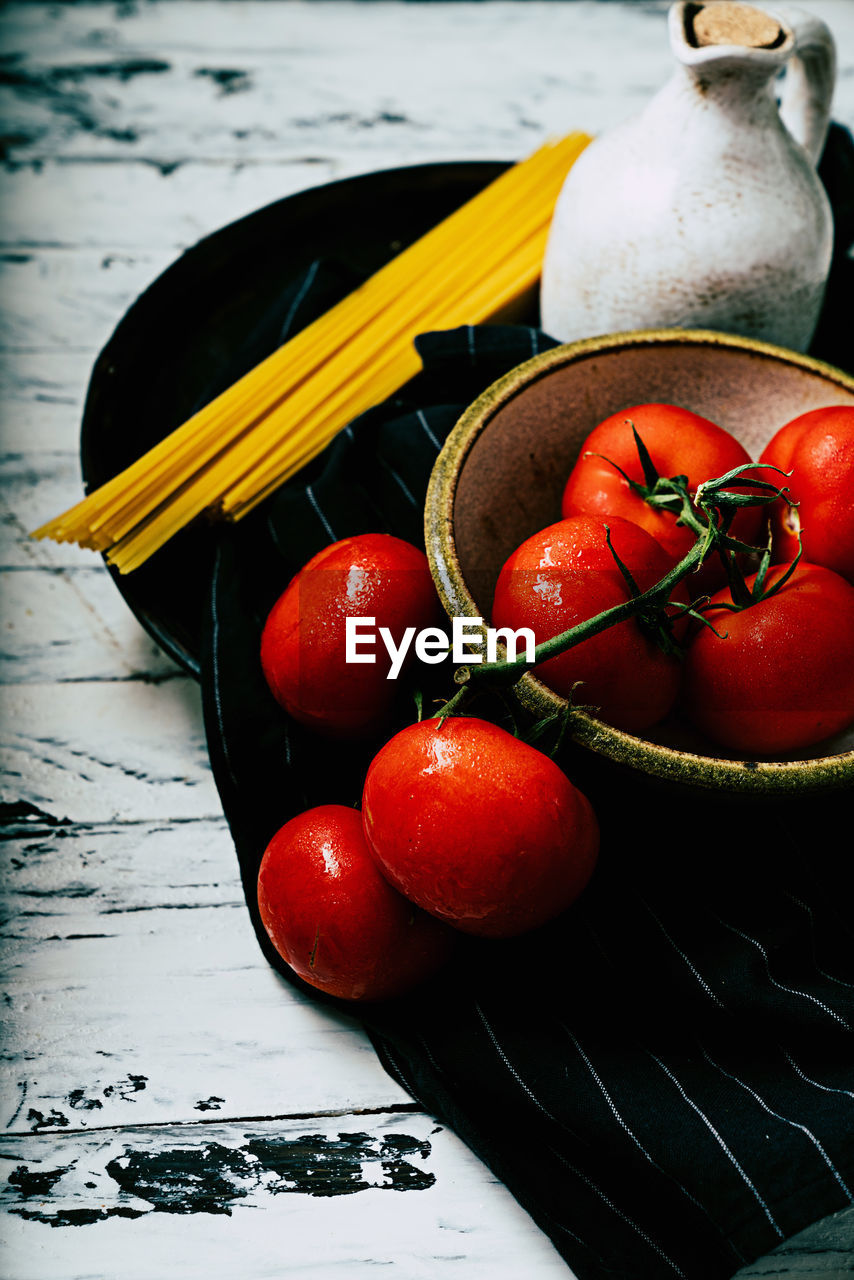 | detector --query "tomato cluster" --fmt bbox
[258,534,599,1002]
[254,402,854,1003]
[495,402,854,754]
